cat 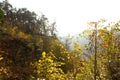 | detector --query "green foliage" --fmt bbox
[0,0,57,36]
[0,9,4,24]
